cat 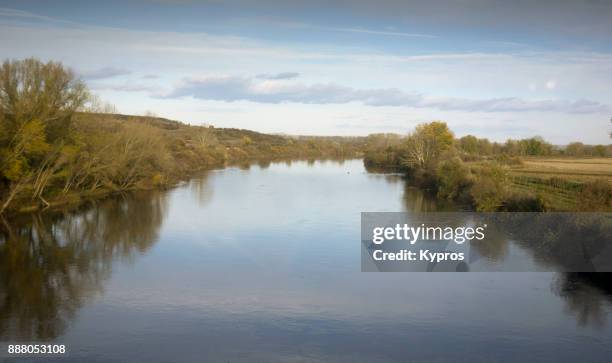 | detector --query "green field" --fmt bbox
[467,157,611,210]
